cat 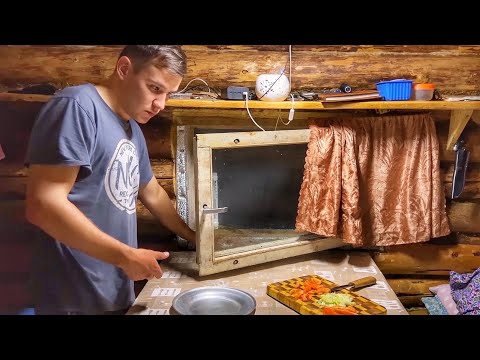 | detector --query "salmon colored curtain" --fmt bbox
[296,113,451,247]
